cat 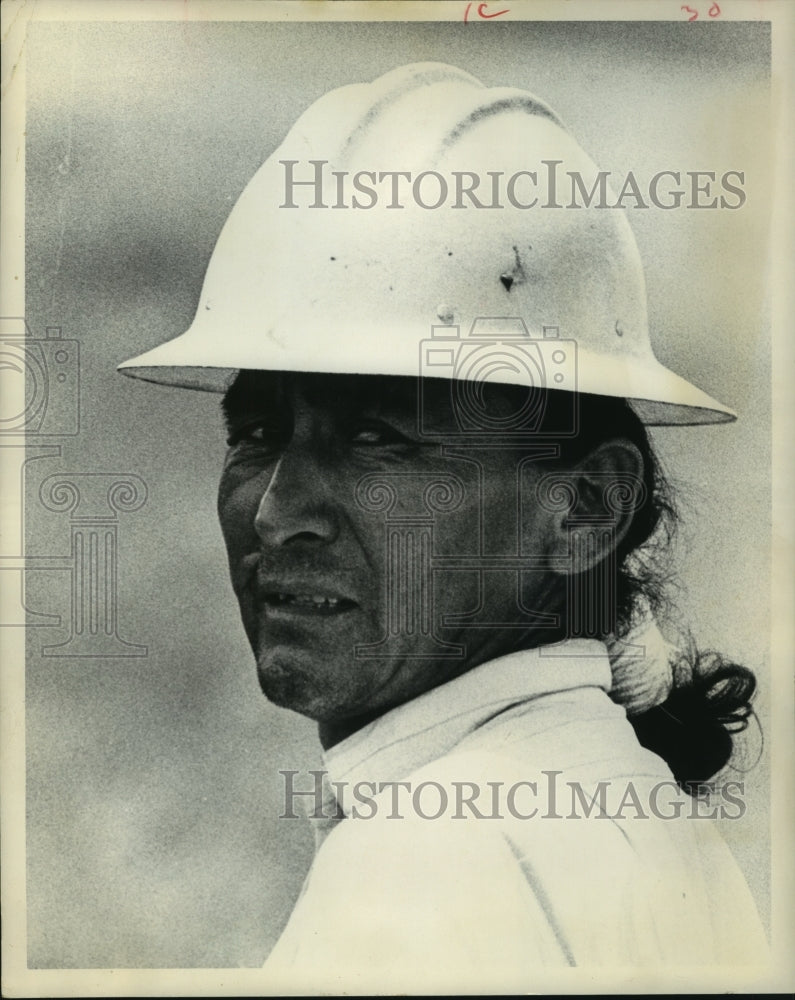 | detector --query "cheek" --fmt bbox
[429,462,553,564]
[217,469,260,552]
[430,464,482,557]
[518,466,555,557]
